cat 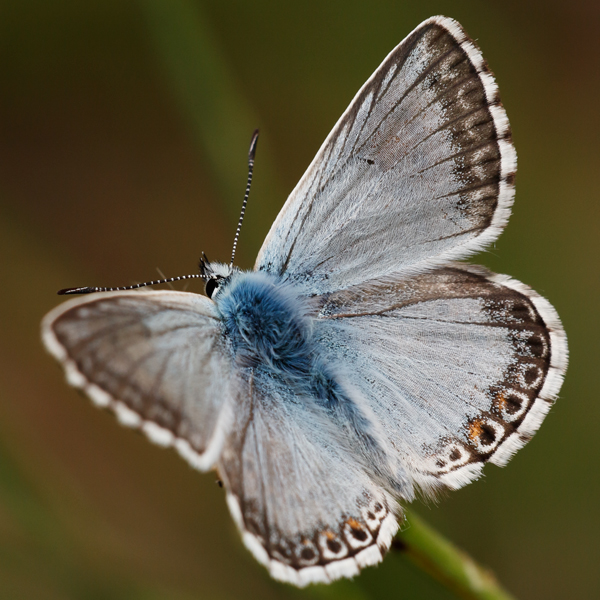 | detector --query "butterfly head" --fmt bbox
[199,253,233,299]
